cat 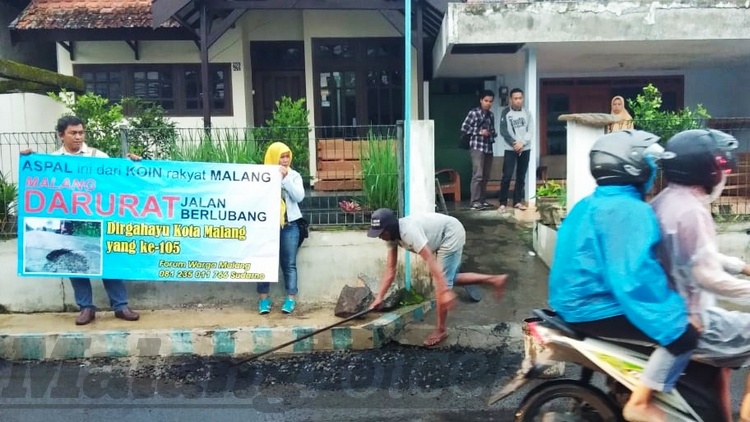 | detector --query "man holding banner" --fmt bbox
[21,116,141,325]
